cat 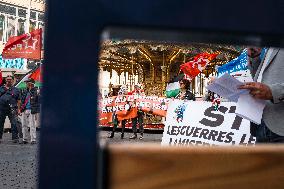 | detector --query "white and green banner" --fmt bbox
[162,100,255,146]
